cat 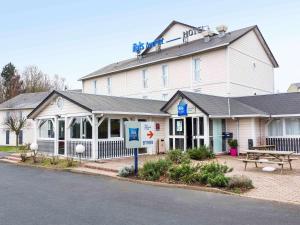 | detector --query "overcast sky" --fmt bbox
[0,0,299,91]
